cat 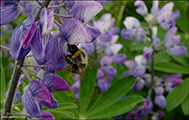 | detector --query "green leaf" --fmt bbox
[130,41,151,51]
[88,95,144,119]
[166,77,189,111]
[181,94,189,116]
[79,68,97,115]
[154,50,171,64]
[1,61,6,98]
[154,62,189,74]
[173,1,188,32]
[50,111,75,119]
[87,76,135,117]
[171,55,189,67]
[47,102,78,112]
